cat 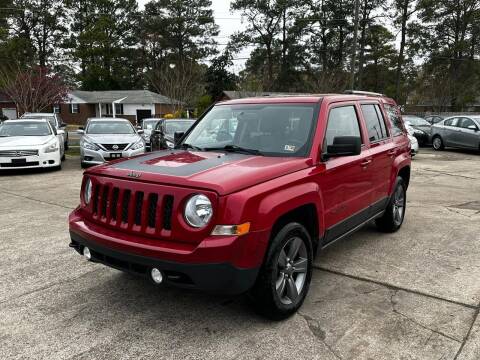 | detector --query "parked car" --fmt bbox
[0,119,64,170]
[150,118,196,151]
[431,116,480,151]
[424,115,445,125]
[78,117,146,168]
[138,118,161,151]
[405,124,419,156]
[69,94,411,319]
[402,115,431,145]
[21,112,69,150]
